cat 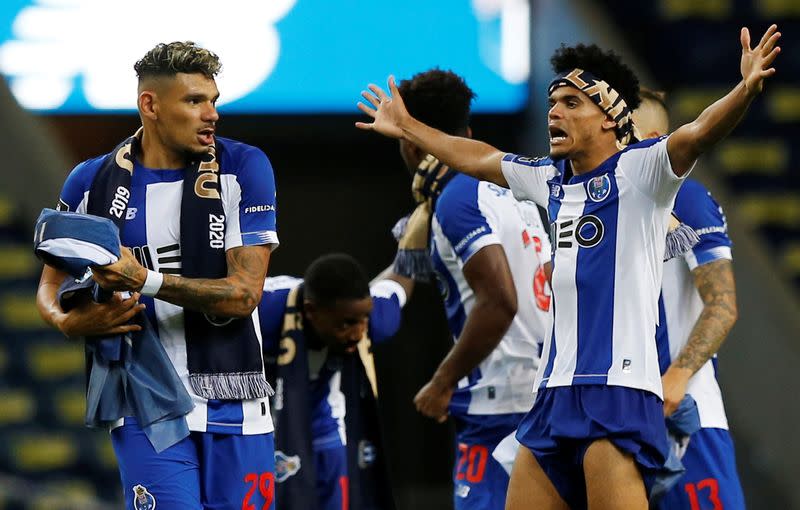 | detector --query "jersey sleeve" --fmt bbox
[500,154,554,207]
[434,178,501,264]
[224,147,279,251]
[672,180,732,270]
[368,279,407,343]
[258,285,291,356]
[57,157,104,213]
[620,136,693,207]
